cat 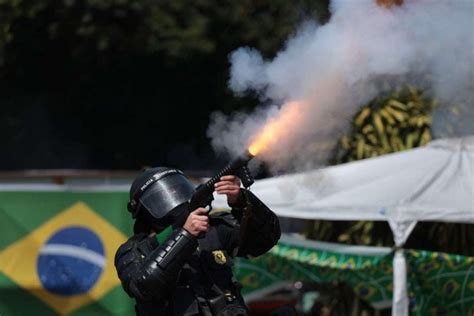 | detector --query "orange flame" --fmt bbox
[248,101,305,156]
